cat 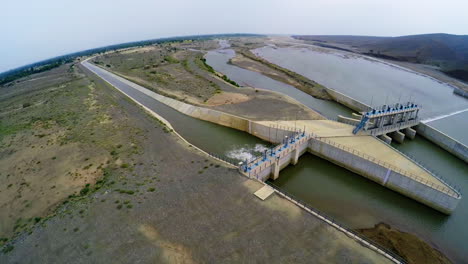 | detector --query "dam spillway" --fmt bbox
[244,120,461,214]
